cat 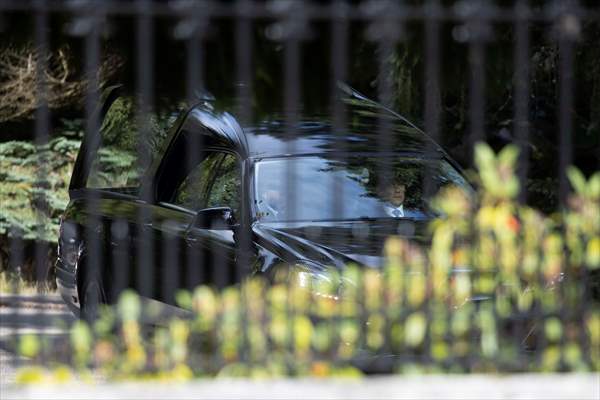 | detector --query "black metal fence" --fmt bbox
[0,0,599,378]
